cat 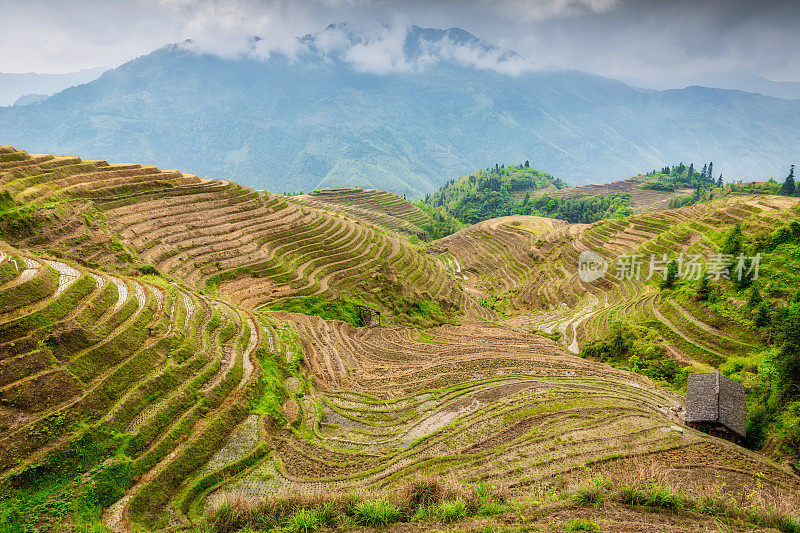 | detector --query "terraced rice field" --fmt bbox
[0,244,268,528]
[439,195,800,363]
[548,176,695,212]
[202,315,800,522]
[0,148,466,321]
[431,216,568,303]
[305,187,433,239]
[1,146,798,531]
